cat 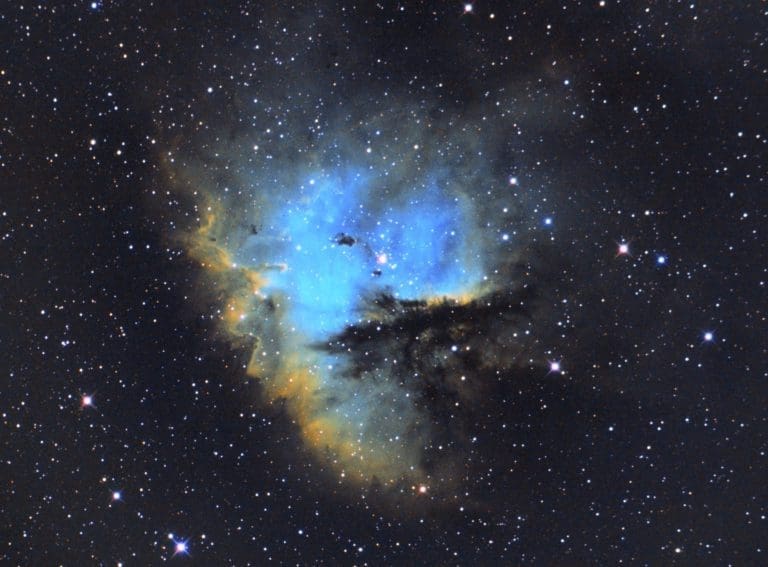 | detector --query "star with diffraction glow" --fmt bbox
[169,533,190,558]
